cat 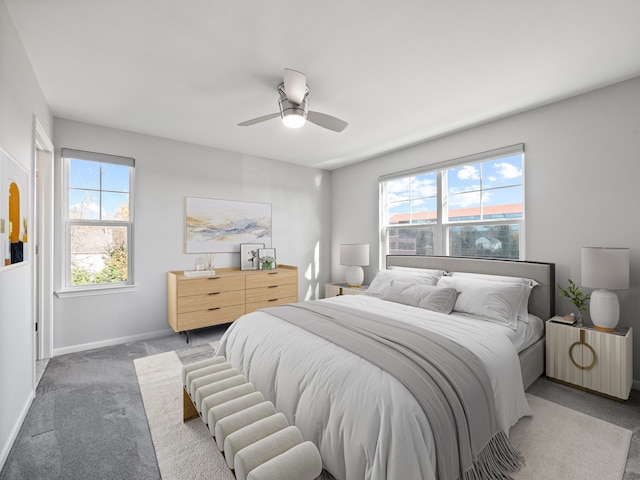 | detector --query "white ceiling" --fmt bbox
[6,1,640,170]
